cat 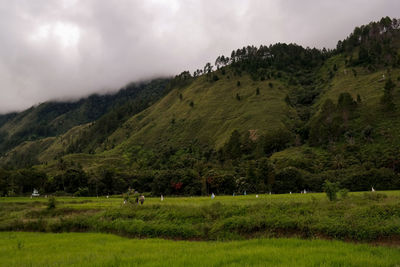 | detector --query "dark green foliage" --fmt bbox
[66,79,170,154]
[170,71,193,88]
[339,188,349,199]
[237,81,241,87]
[224,130,242,159]
[274,167,304,193]
[259,129,292,155]
[323,180,339,201]
[256,88,260,95]
[0,79,170,158]
[309,93,358,146]
[284,94,291,106]
[0,113,17,128]
[53,169,88,194]
[357,94,362,103]
[189,101,194,108]
[47,196,56,210]
[225,43,329,82]
[337,17,400,67]
[381,78,396,111]
[236,93,241,101]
